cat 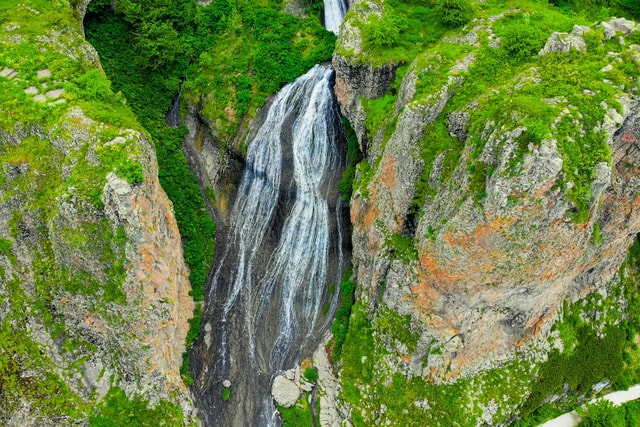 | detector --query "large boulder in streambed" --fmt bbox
[271,375,301,408]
